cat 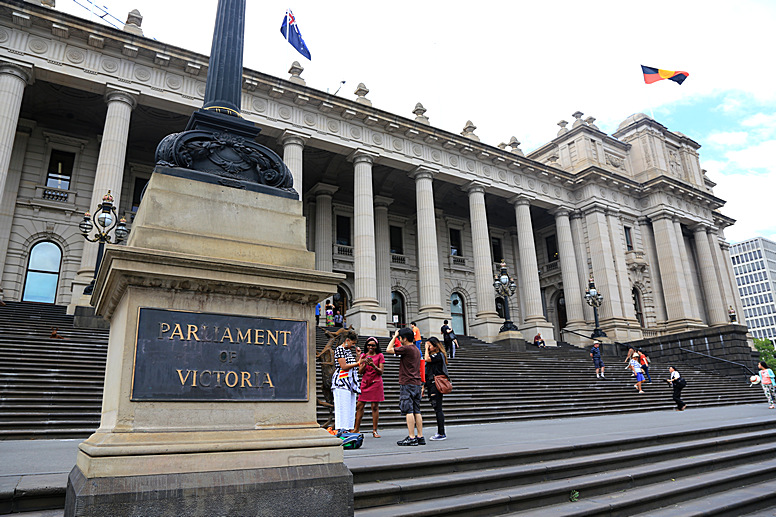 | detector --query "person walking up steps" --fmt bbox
[667,366,687,411]
[755,361,776,409]
[590,341,605,378]
[387,327,425,446]
[638,350,652,383]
